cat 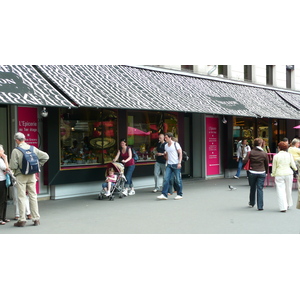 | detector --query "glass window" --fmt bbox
[127,111,178,161]
[232,117,254,156]
[60,108,118,167]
